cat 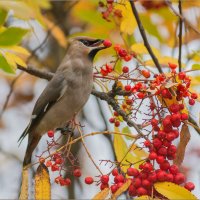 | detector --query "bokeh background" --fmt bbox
[0,0,200,199]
